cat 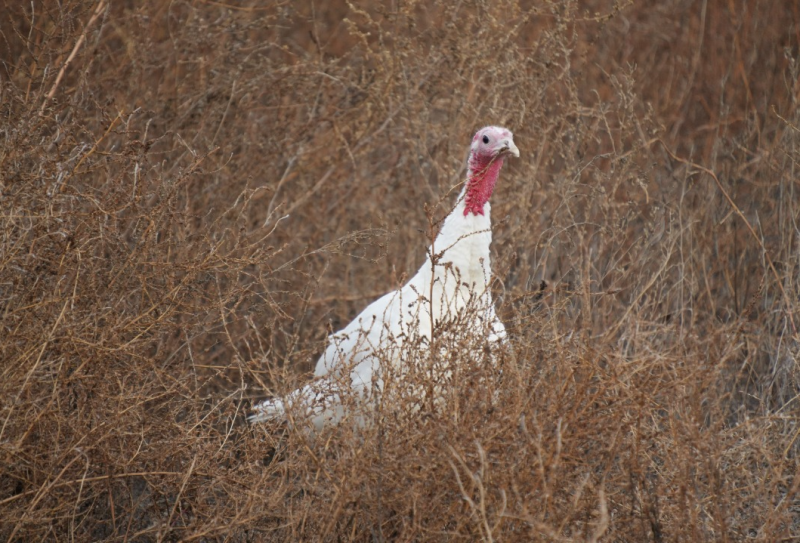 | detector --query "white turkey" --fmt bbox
[250,126,519,429]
